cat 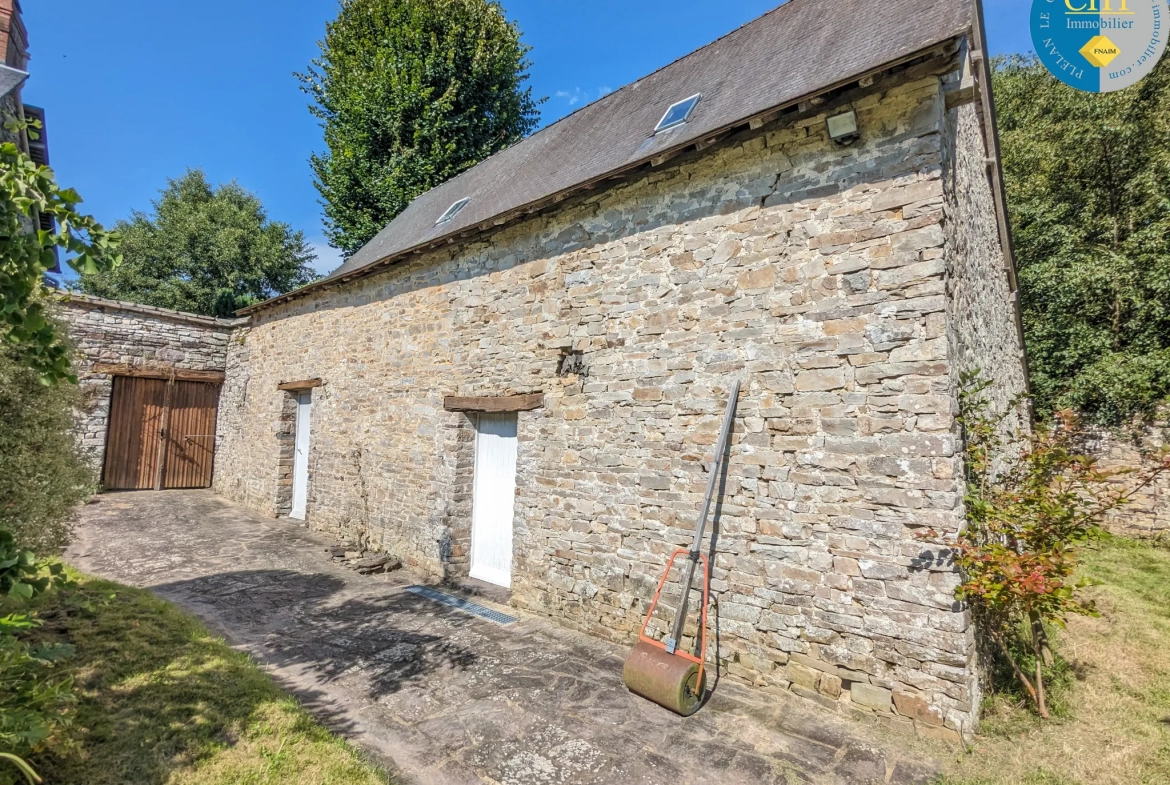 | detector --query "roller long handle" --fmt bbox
[667,377,741,653]
[688,378,740,555]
